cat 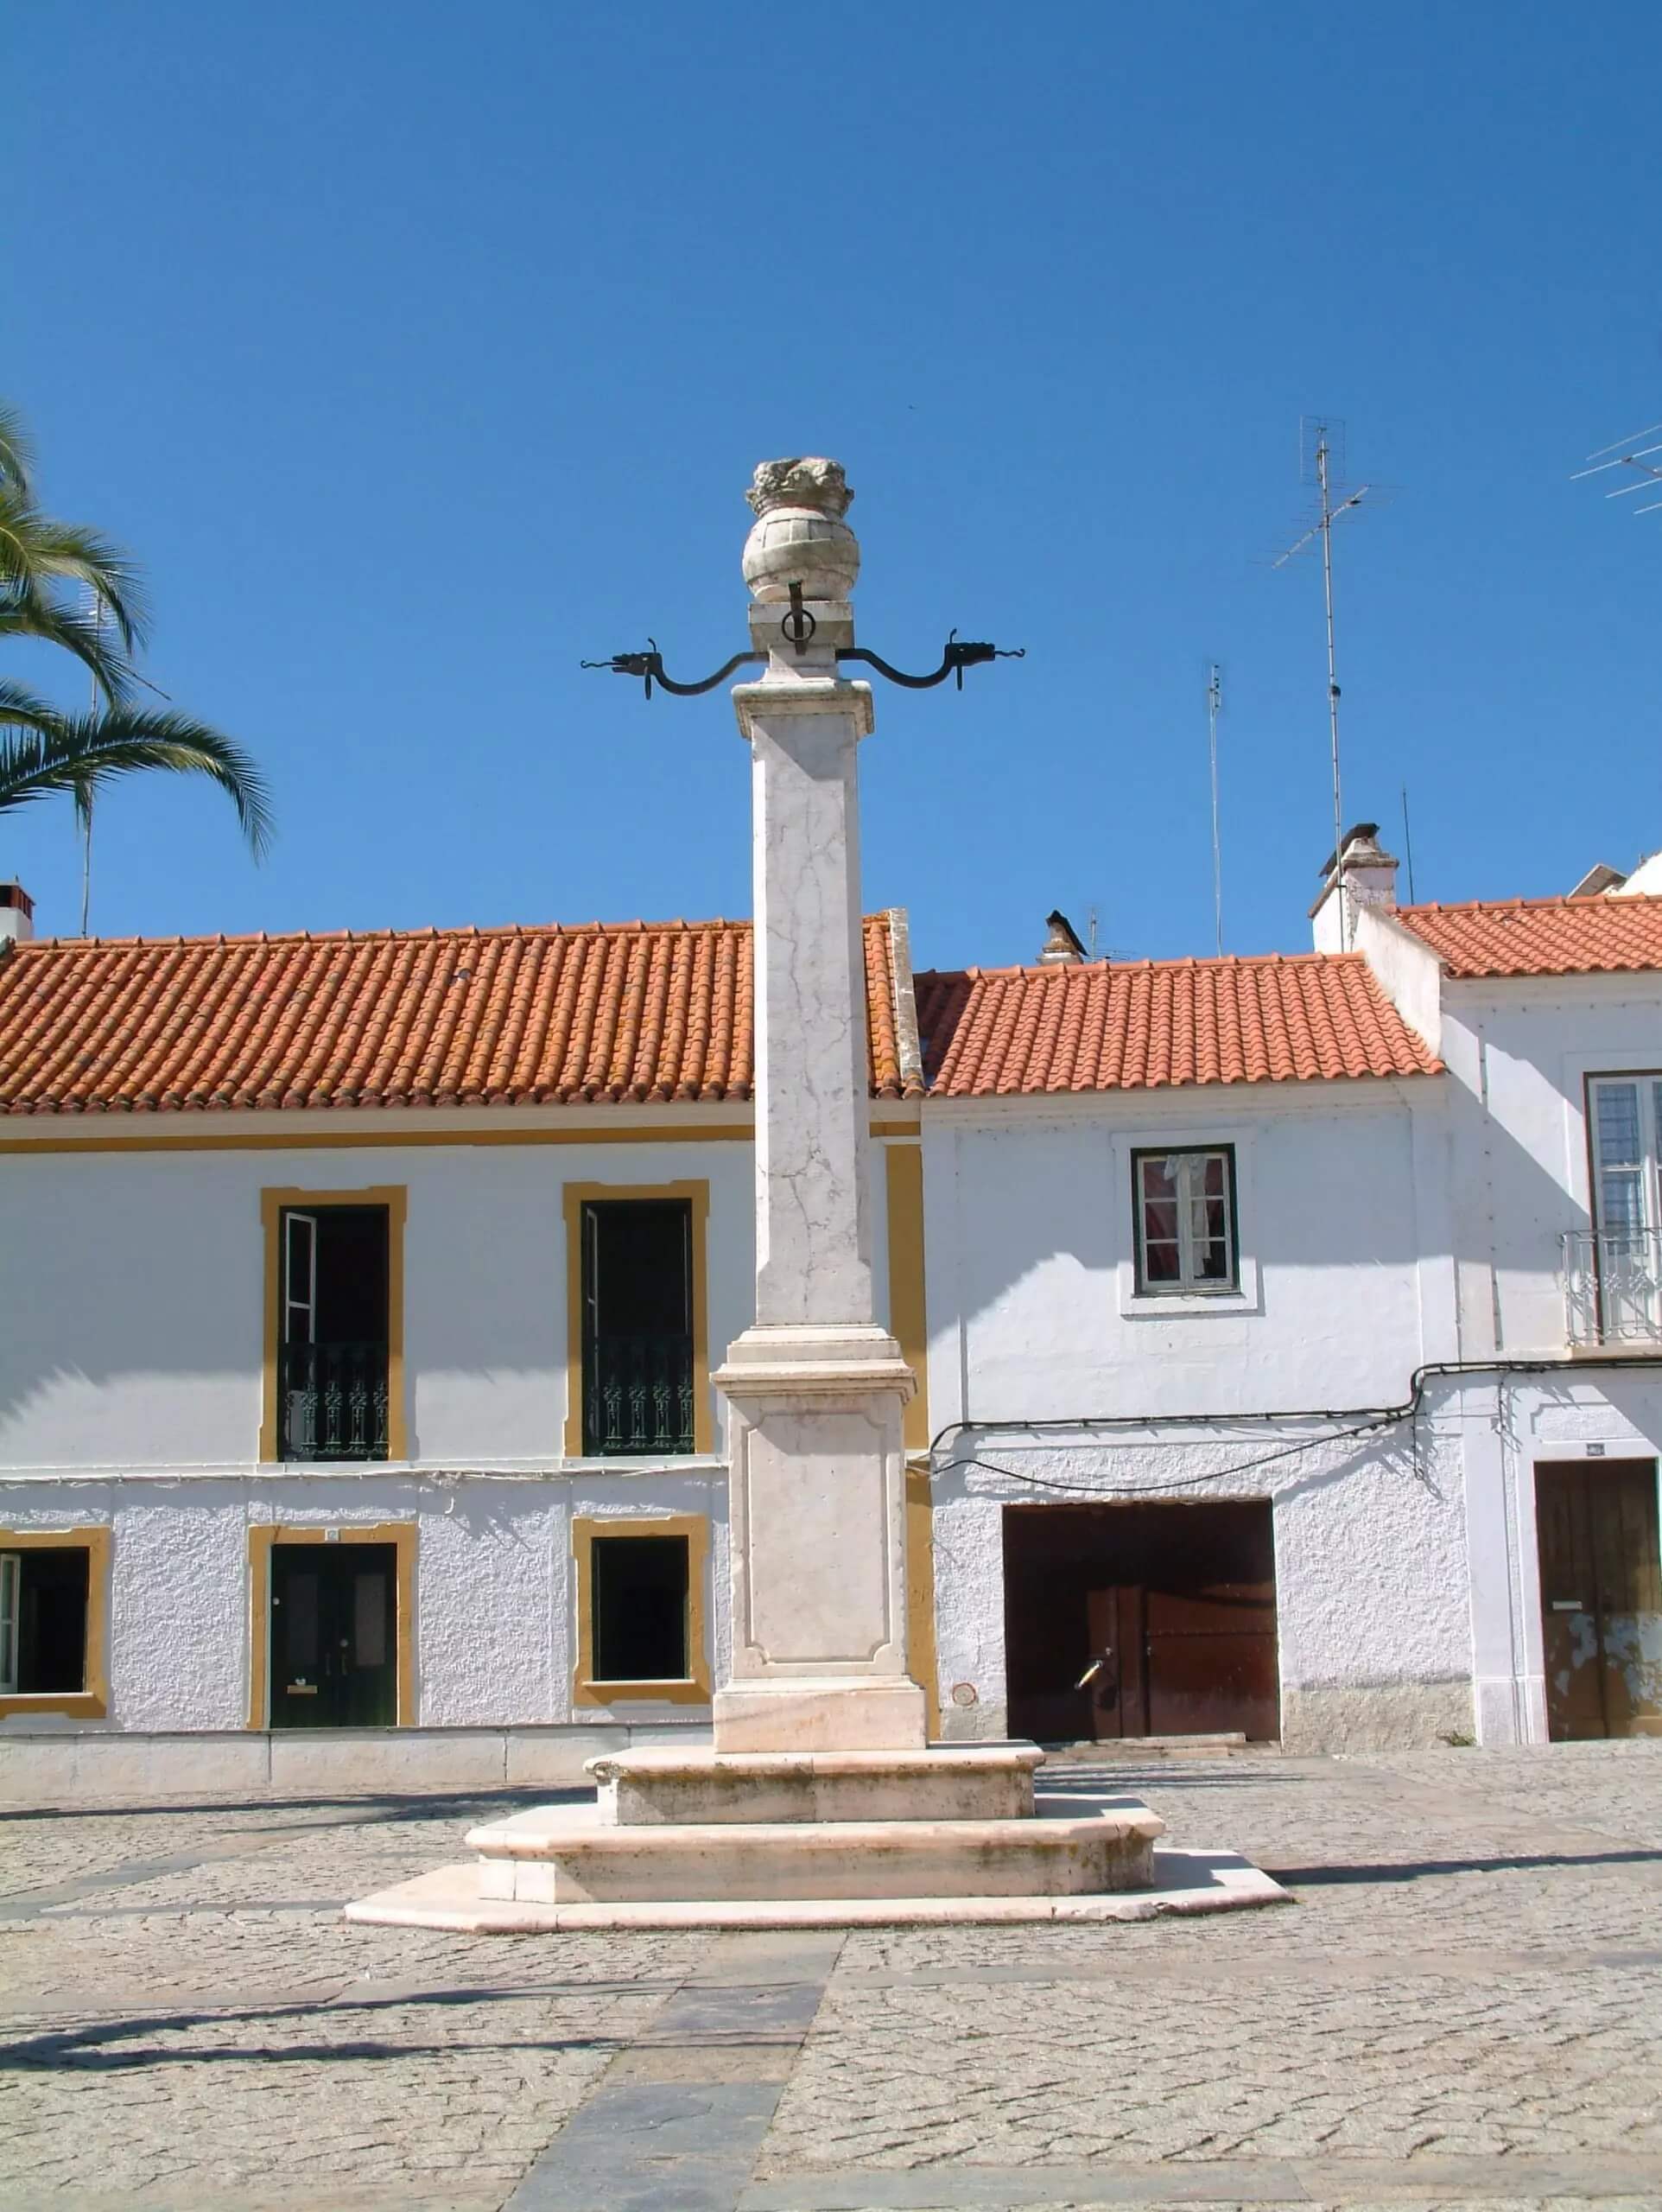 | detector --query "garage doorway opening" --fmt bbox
[1003,1500,1280,1743]
[1535,1460,1662,1741]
